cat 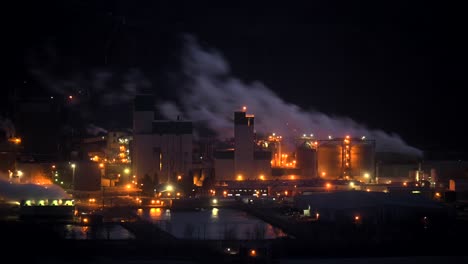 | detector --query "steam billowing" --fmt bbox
[0,116,15,139]
[86,124,108,136]
[30,35,422,156]
[159,36,423,156]
[0,179,71,202]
